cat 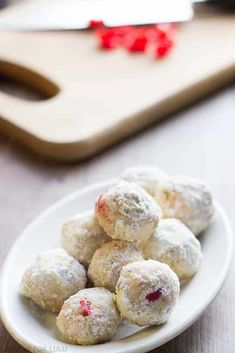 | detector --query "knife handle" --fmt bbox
[207,0,235,9]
